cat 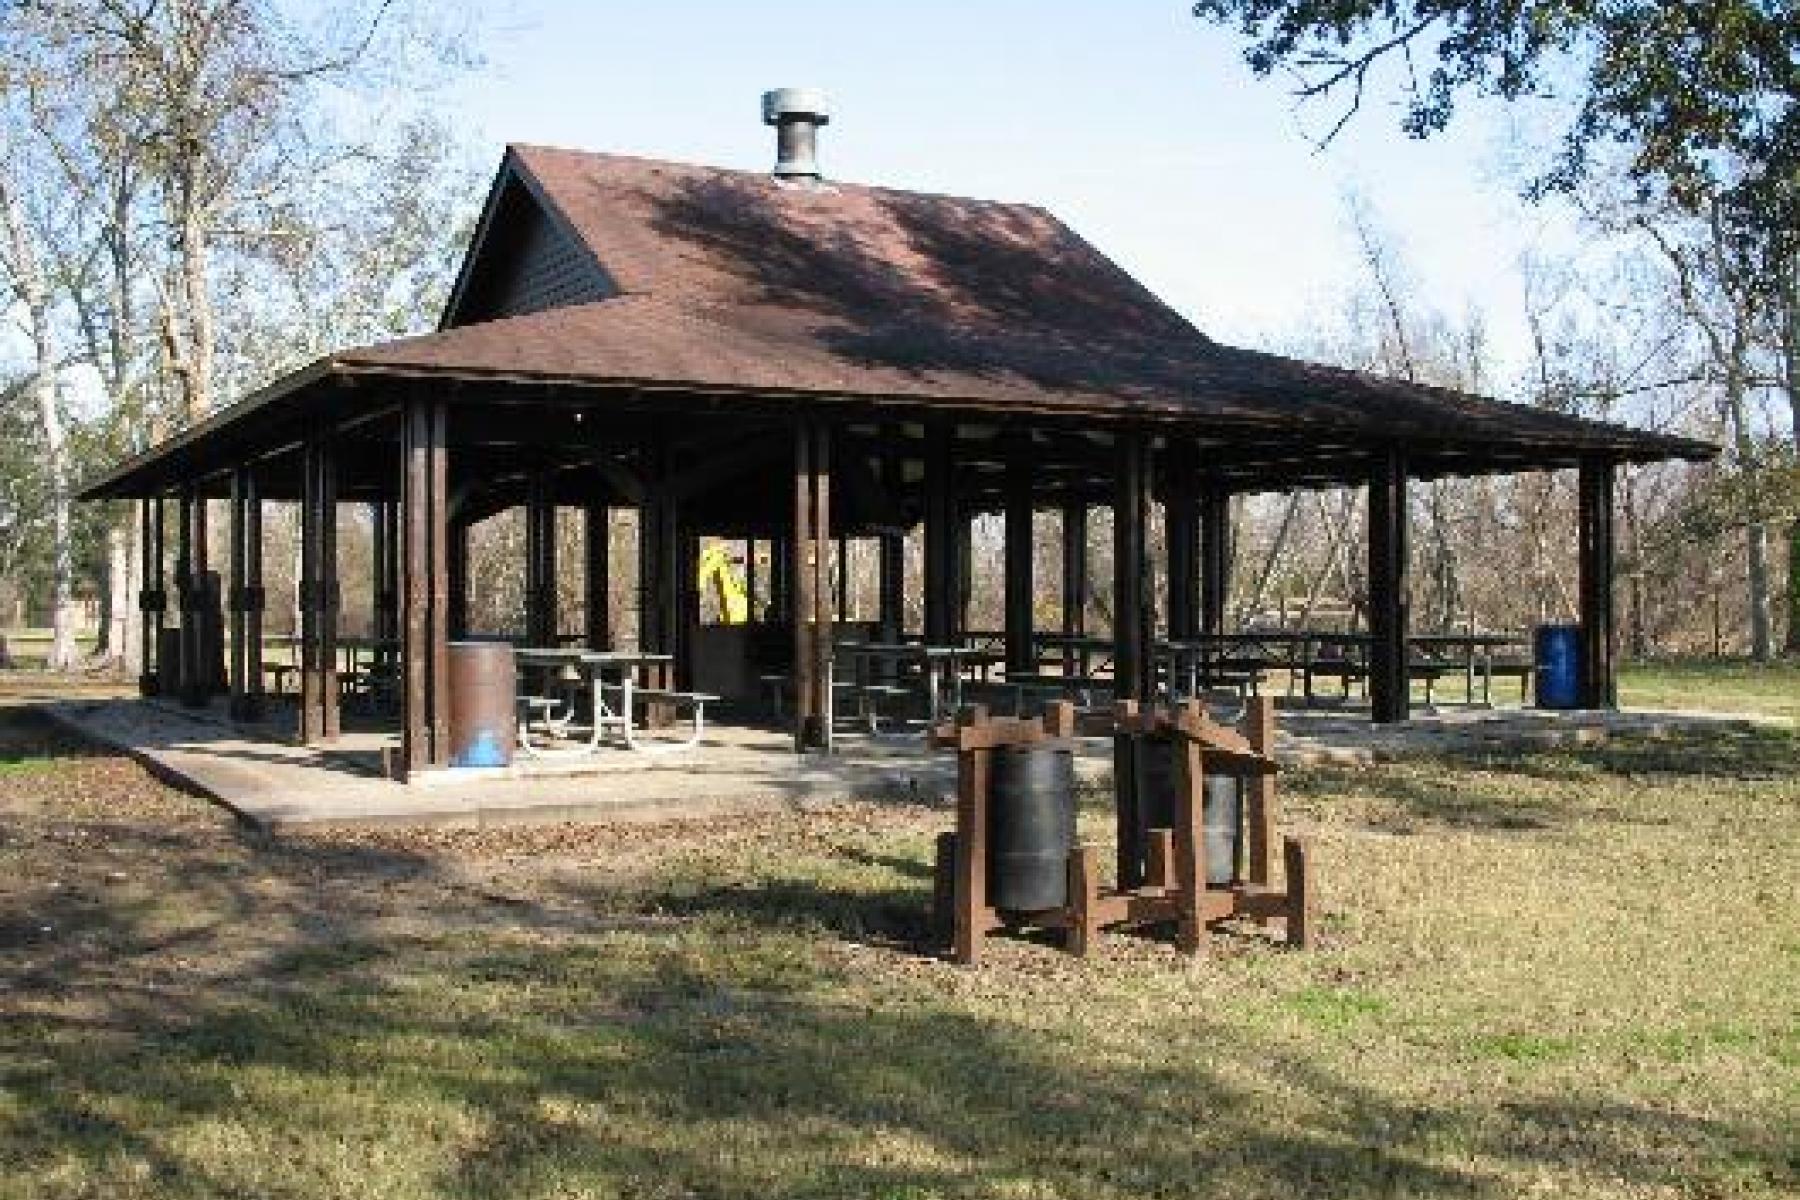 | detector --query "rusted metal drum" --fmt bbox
[1137,738,1242,887]
[988,741,1076,912]
[448,640,516,768]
